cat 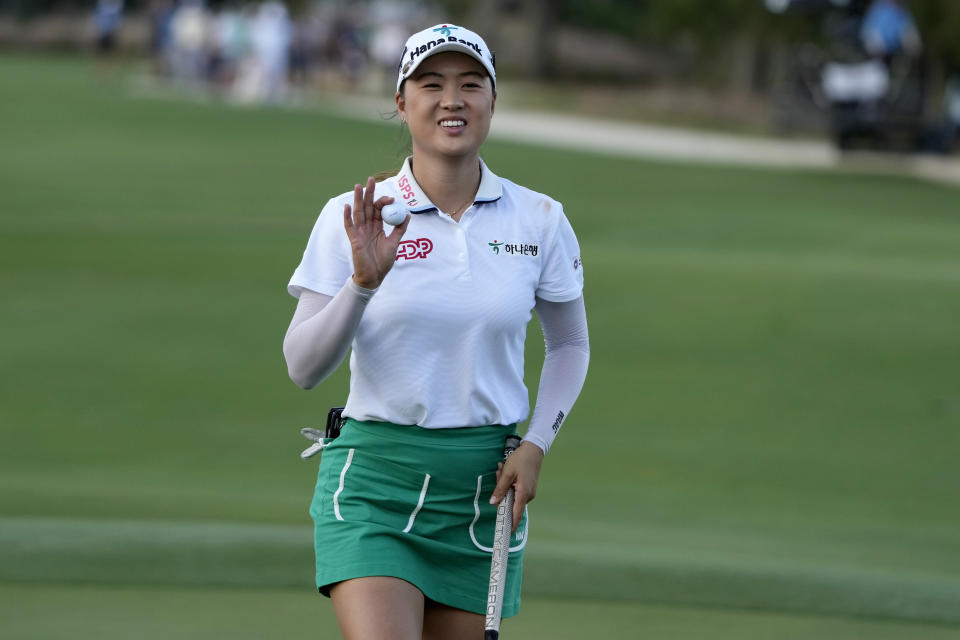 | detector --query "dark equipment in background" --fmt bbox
[768,0,958,153]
